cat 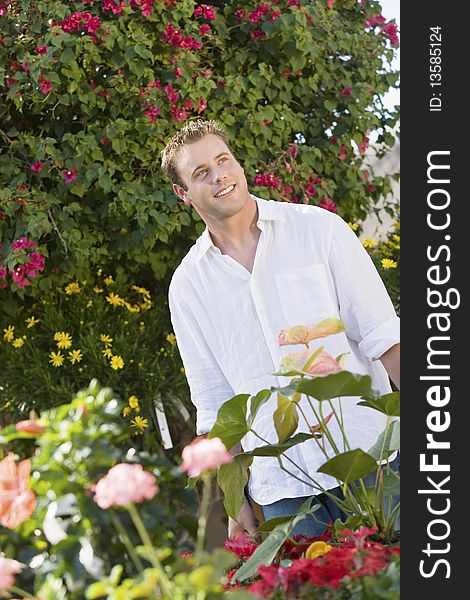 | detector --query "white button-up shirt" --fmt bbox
[169,196,400,505]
